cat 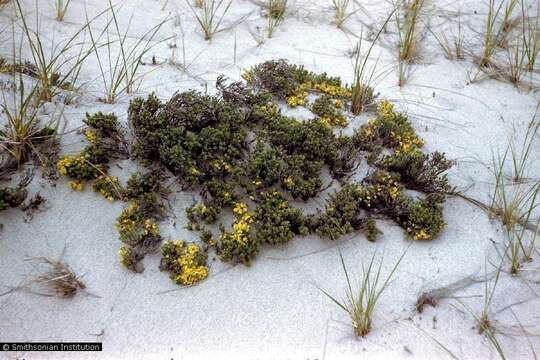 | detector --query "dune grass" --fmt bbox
[490,106,540,274]
[14,0,93,102]
[350,13,394,114]
[332,0,353,29]
[55,0,71,21]
[86,1,166,103]
[521,0,540,71]
[430,14,465,60]
[0,67,60,169]
[267,0,287,38]
[186,0,232,41]
[319,249,406,337]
